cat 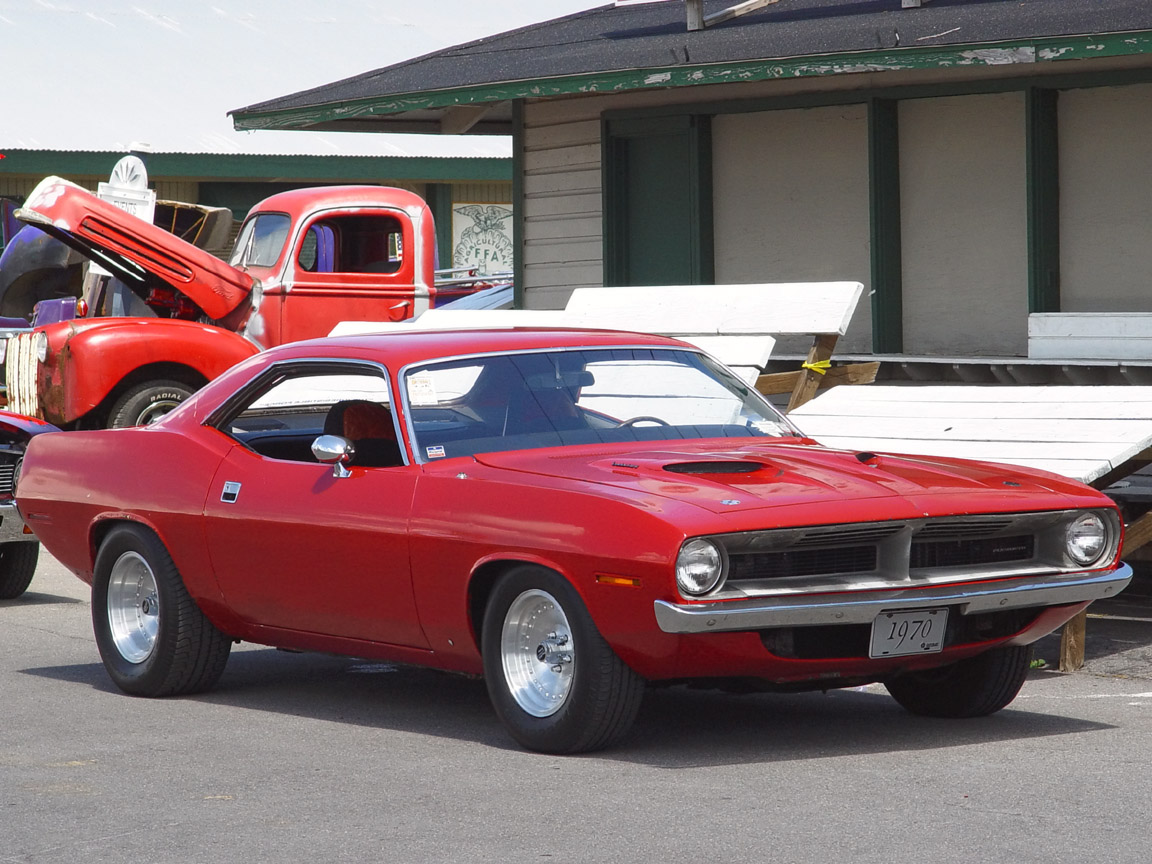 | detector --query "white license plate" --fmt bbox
[870,608,948,658]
